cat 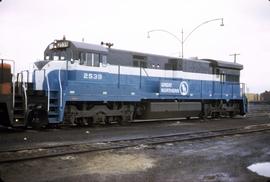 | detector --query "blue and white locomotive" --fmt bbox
[30,37,247,126]
[0,37,248,128]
